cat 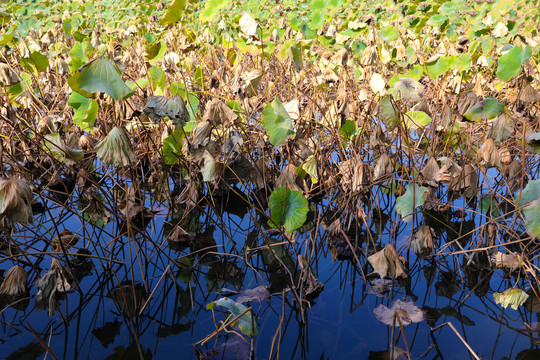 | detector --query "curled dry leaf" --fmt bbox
[0,62,19,86]
[505,160,522,193]
[368,244,407,279]
[239,13,258,38]
[144,95,190,126]
[202,98,238,126]
[488,112,514,143]
[373,153,393,180]
[0,177,33,225]
[94,126,136,166]
[492,251,522,272]
[420,157,440,187]
[494,288,529,310]
[393,77,423,102]
[373,299,424,326]
[275,164,301,191]
[0,265,28,296]
[191,121,212,149]
[51,229,80,252]
[456,91,478,116]
[241,69,263,97]
[519,83,540,104]
[476,138,499,168]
